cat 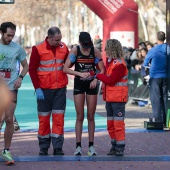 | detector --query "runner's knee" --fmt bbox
[5,116,13,125]
[87,114,95,121]
[77,114,84,122]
